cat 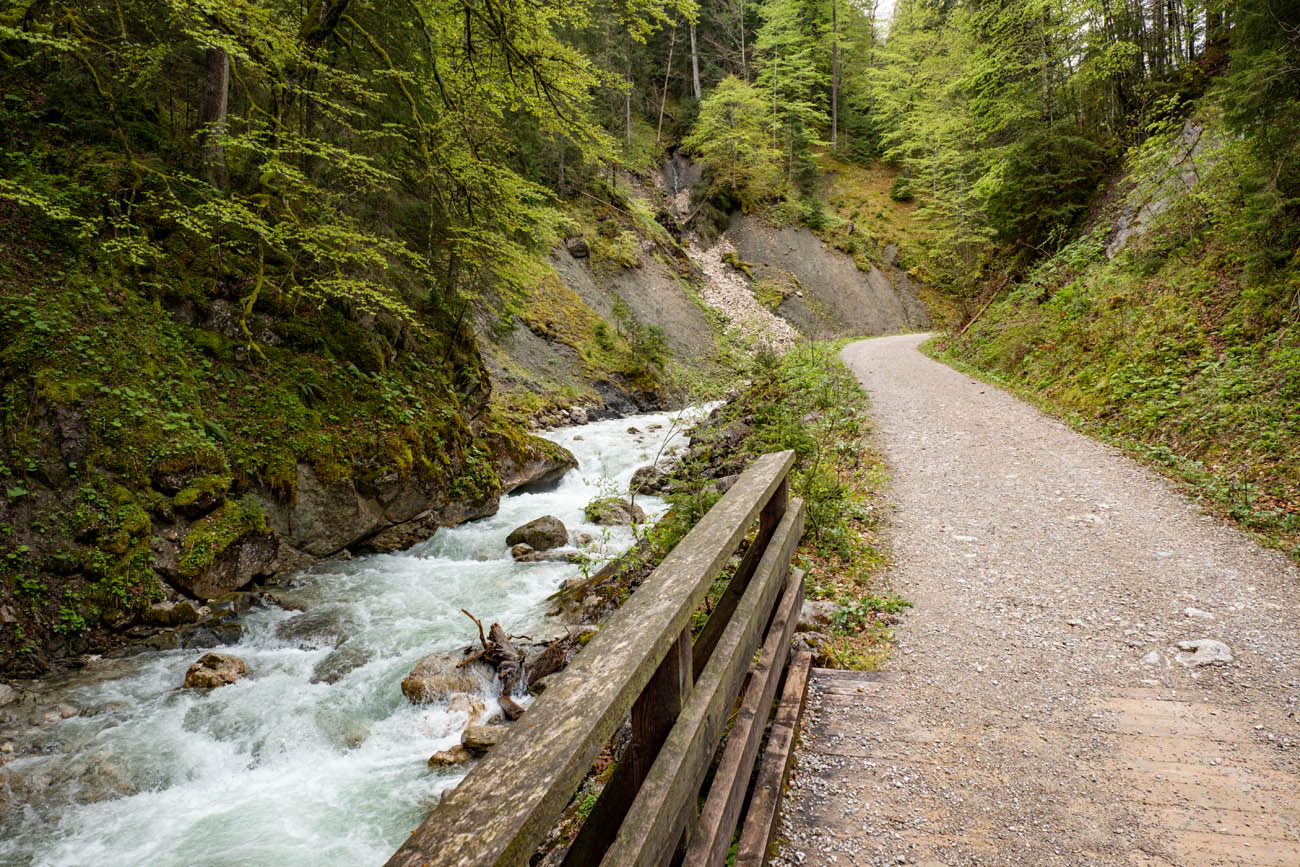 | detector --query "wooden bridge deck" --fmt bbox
[776,669,1300,867]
